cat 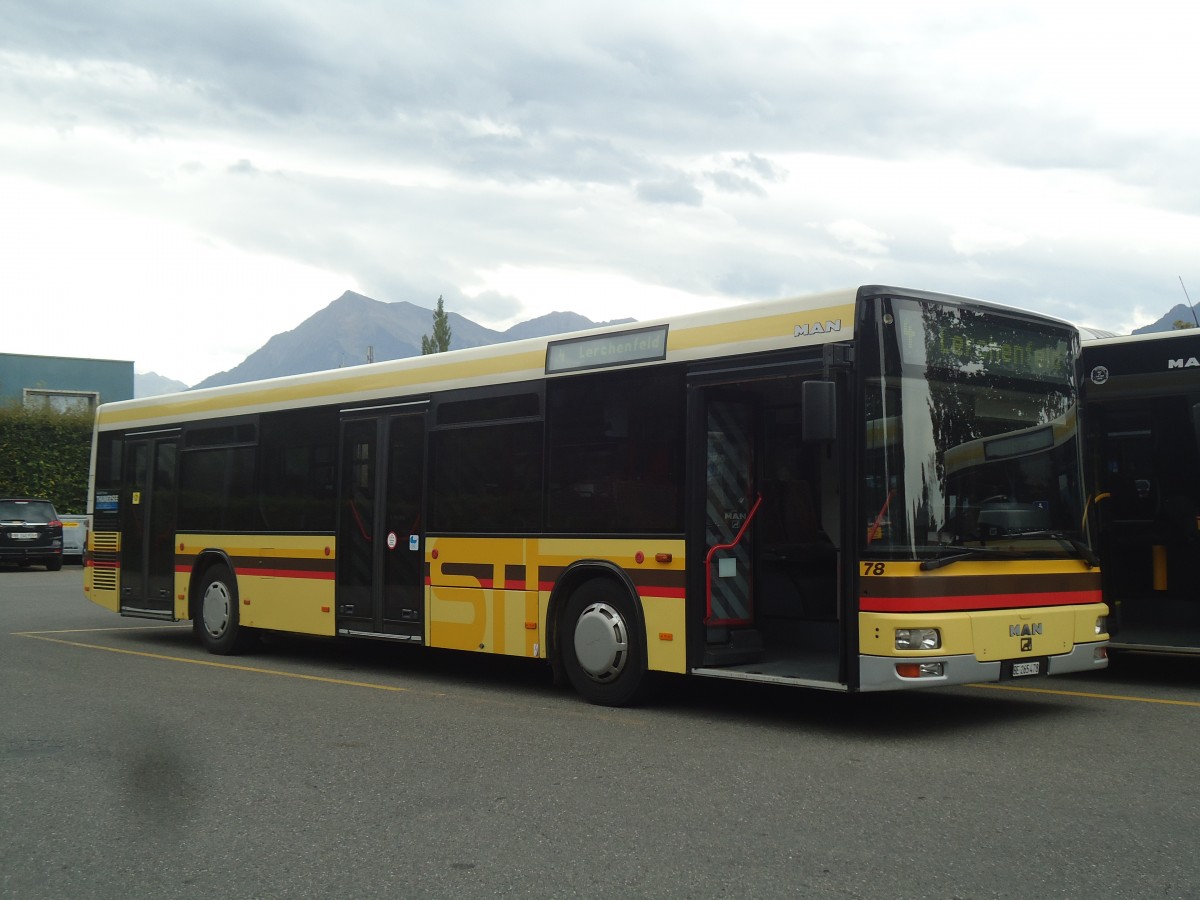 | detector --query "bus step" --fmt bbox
[703,628,764,666]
